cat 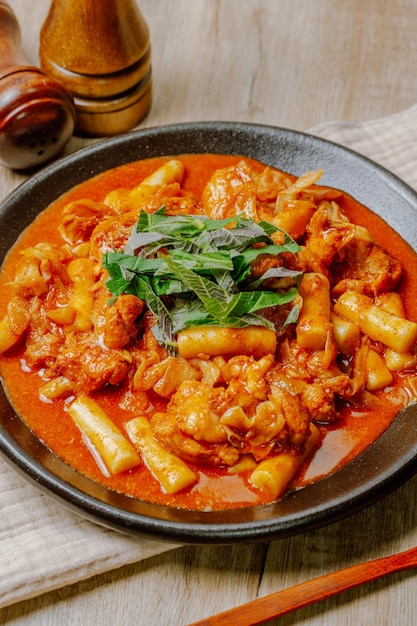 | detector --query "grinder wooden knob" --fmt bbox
[0,1,76,170]
[39,0,152,137]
